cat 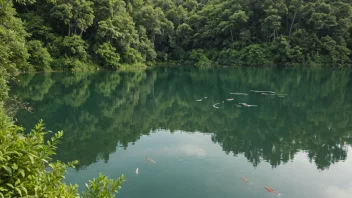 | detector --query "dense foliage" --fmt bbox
[0,118,125,197]
[11,68,352,170]
[1,0,352,72]
[0,88,125,198]
[1,1,124,197]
